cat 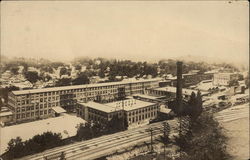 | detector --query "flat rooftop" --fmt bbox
[151,86,209,96]
[0,111,13,117]
[133,94,162,100]
[108,99,155,111]
[12,78,161,95]
[0,114,86,154]
[79,98,156,113]
[80,101,119,113]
